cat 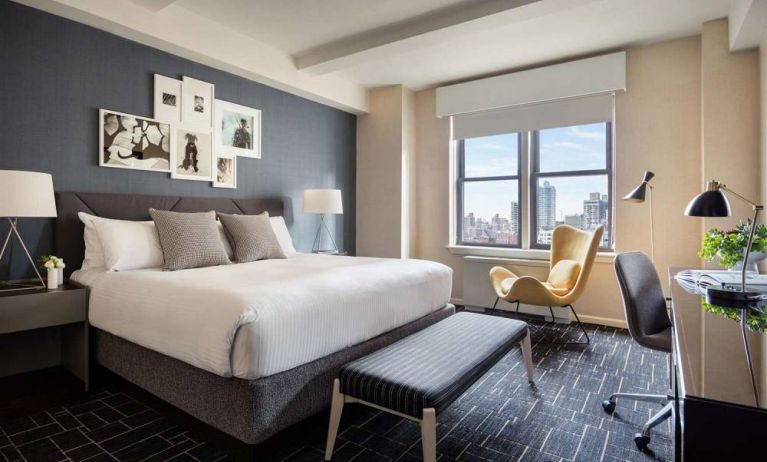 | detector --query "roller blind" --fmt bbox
[451,92,614,140]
